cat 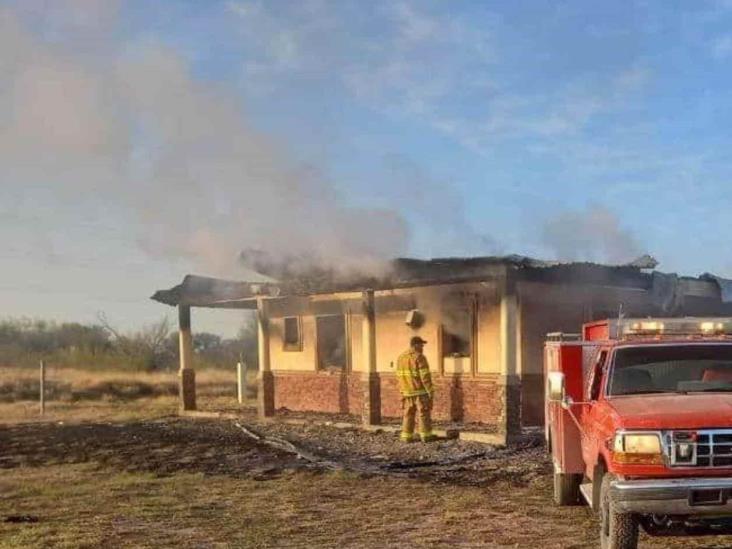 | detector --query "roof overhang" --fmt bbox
[150,275,283,309]
[150,255,732,310]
